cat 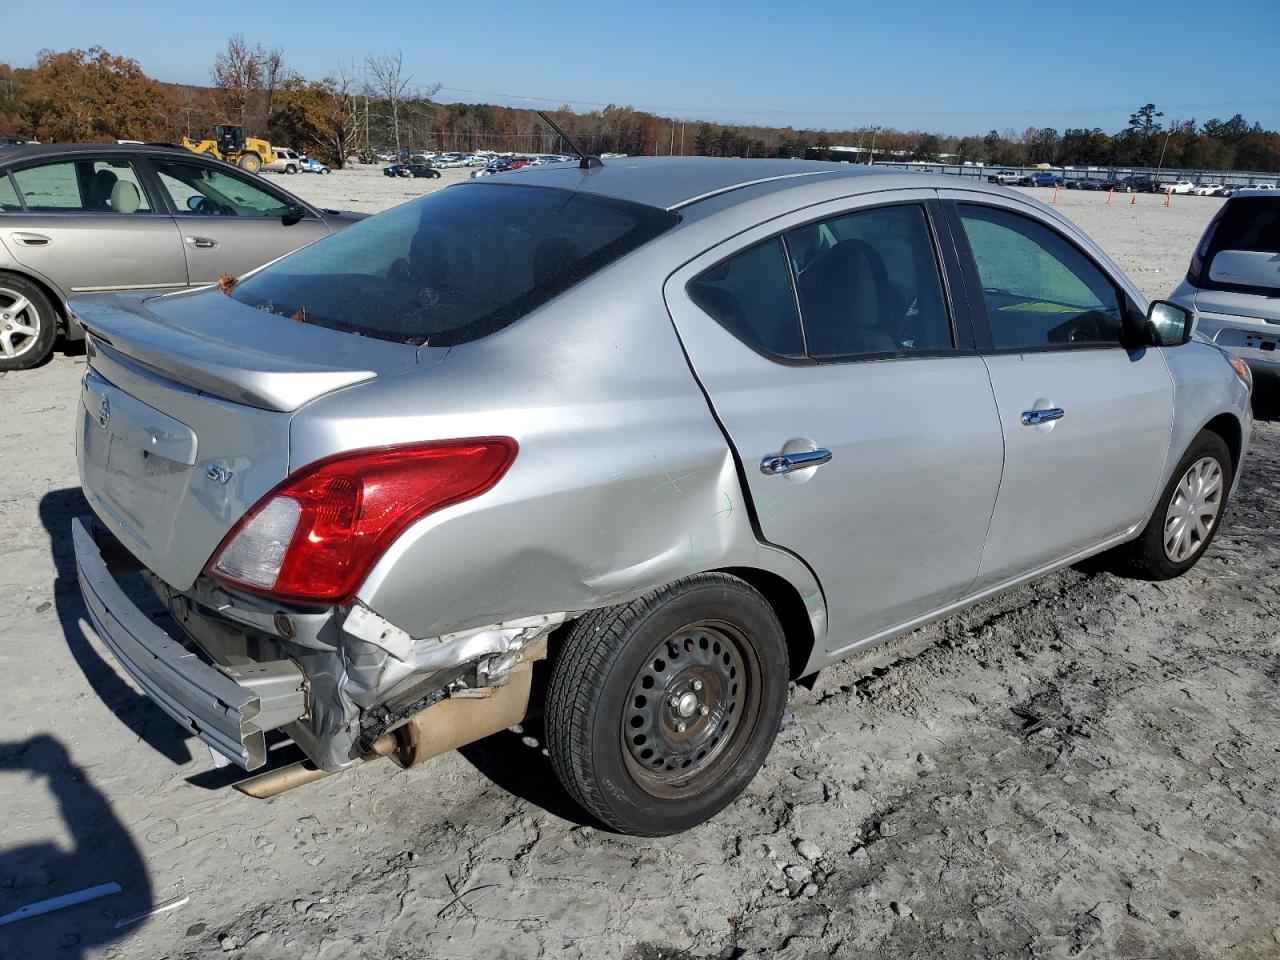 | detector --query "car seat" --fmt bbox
[798,239,905,356]
[109,180,141,214]
[86,169,118,211]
